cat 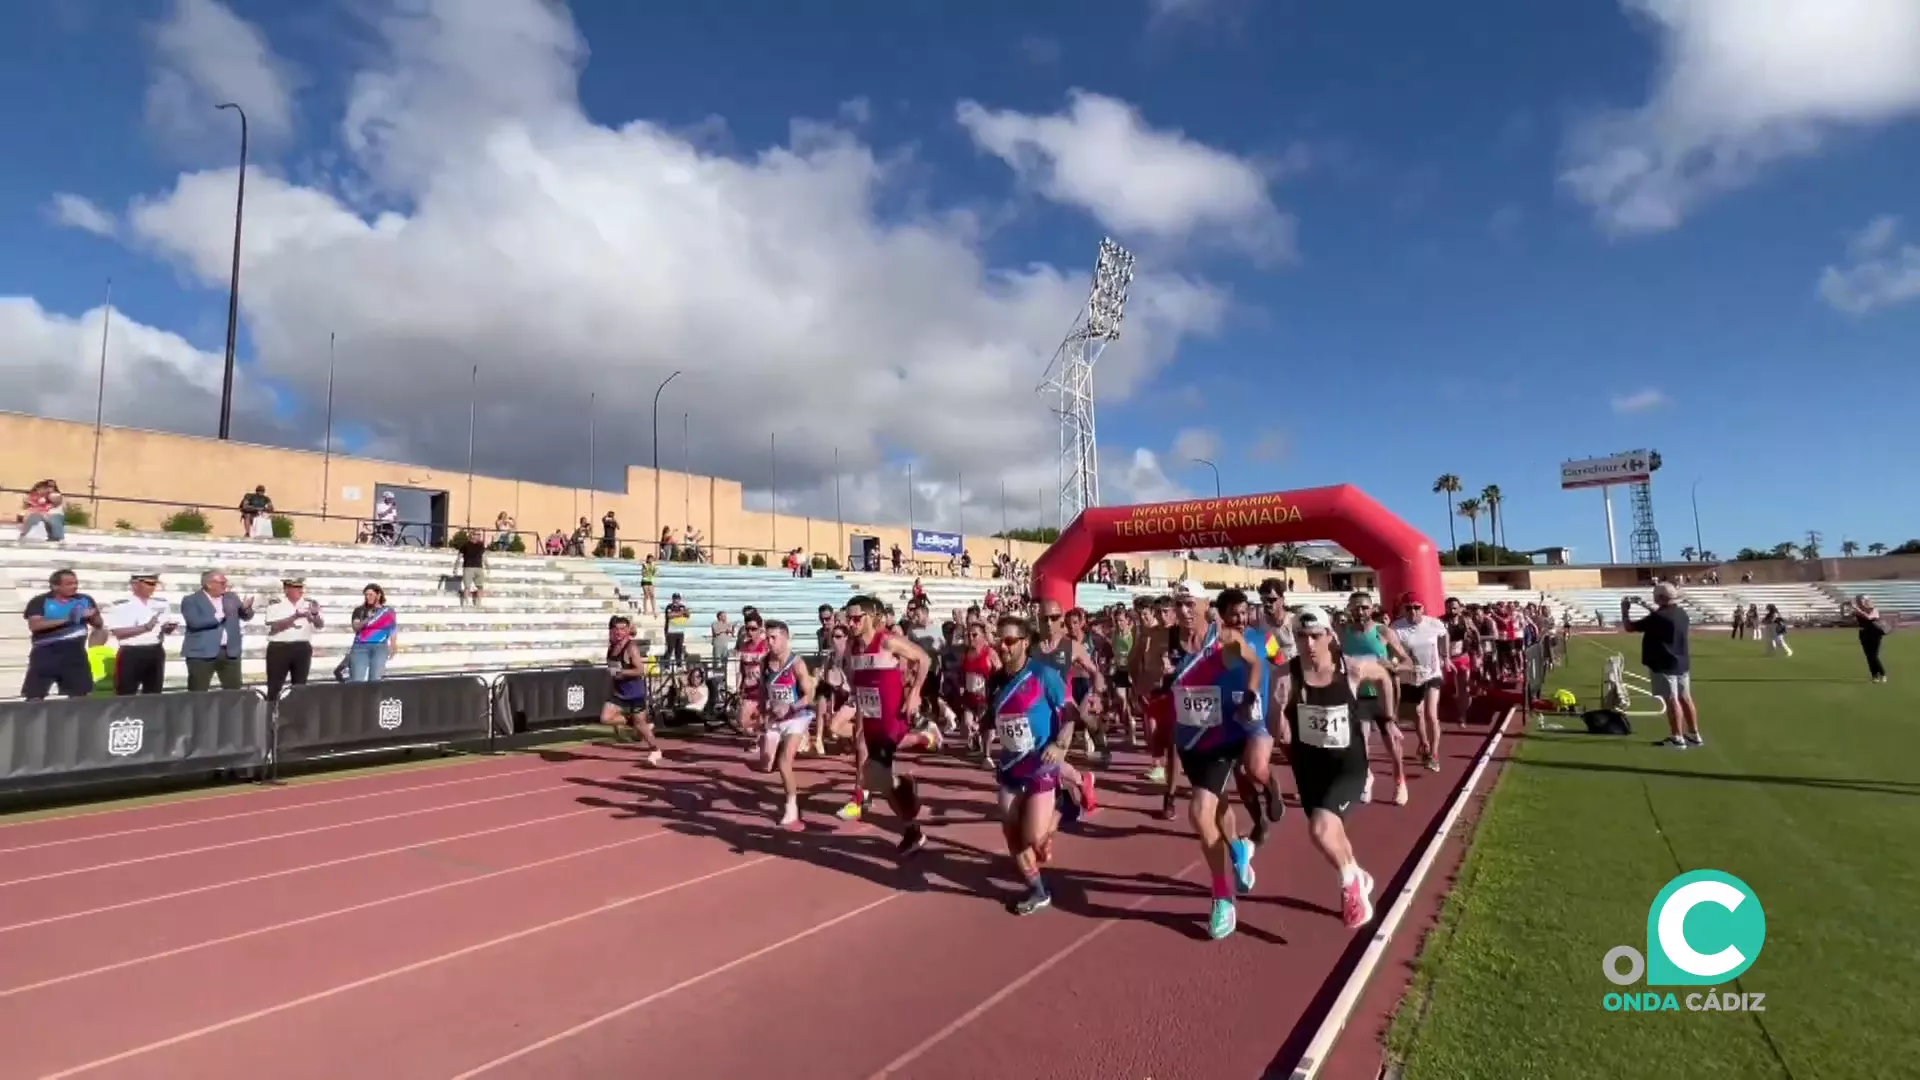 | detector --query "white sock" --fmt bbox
[1339,861,1360,886]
